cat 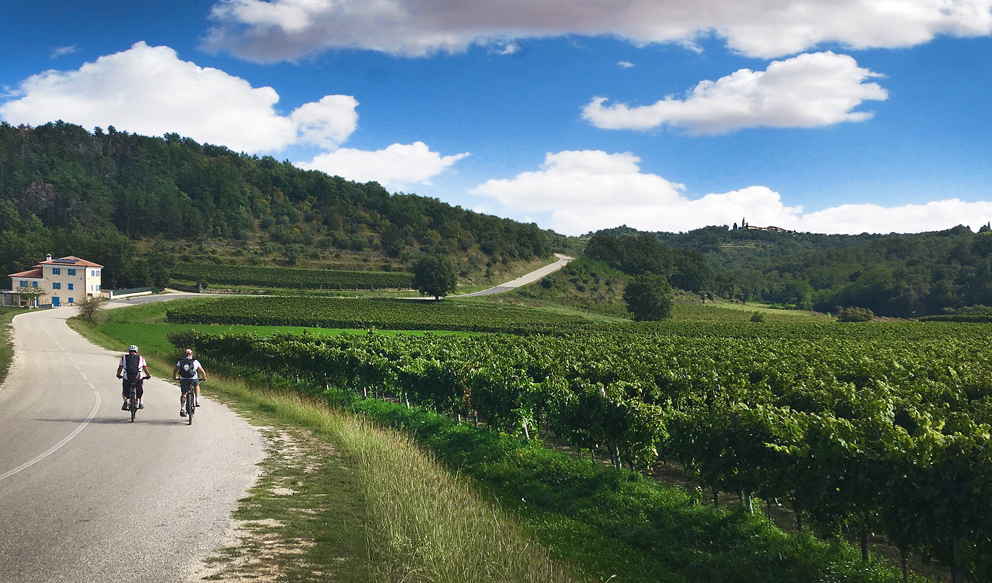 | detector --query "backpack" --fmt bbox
[177,357,197,379]
[125,354,141,380]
